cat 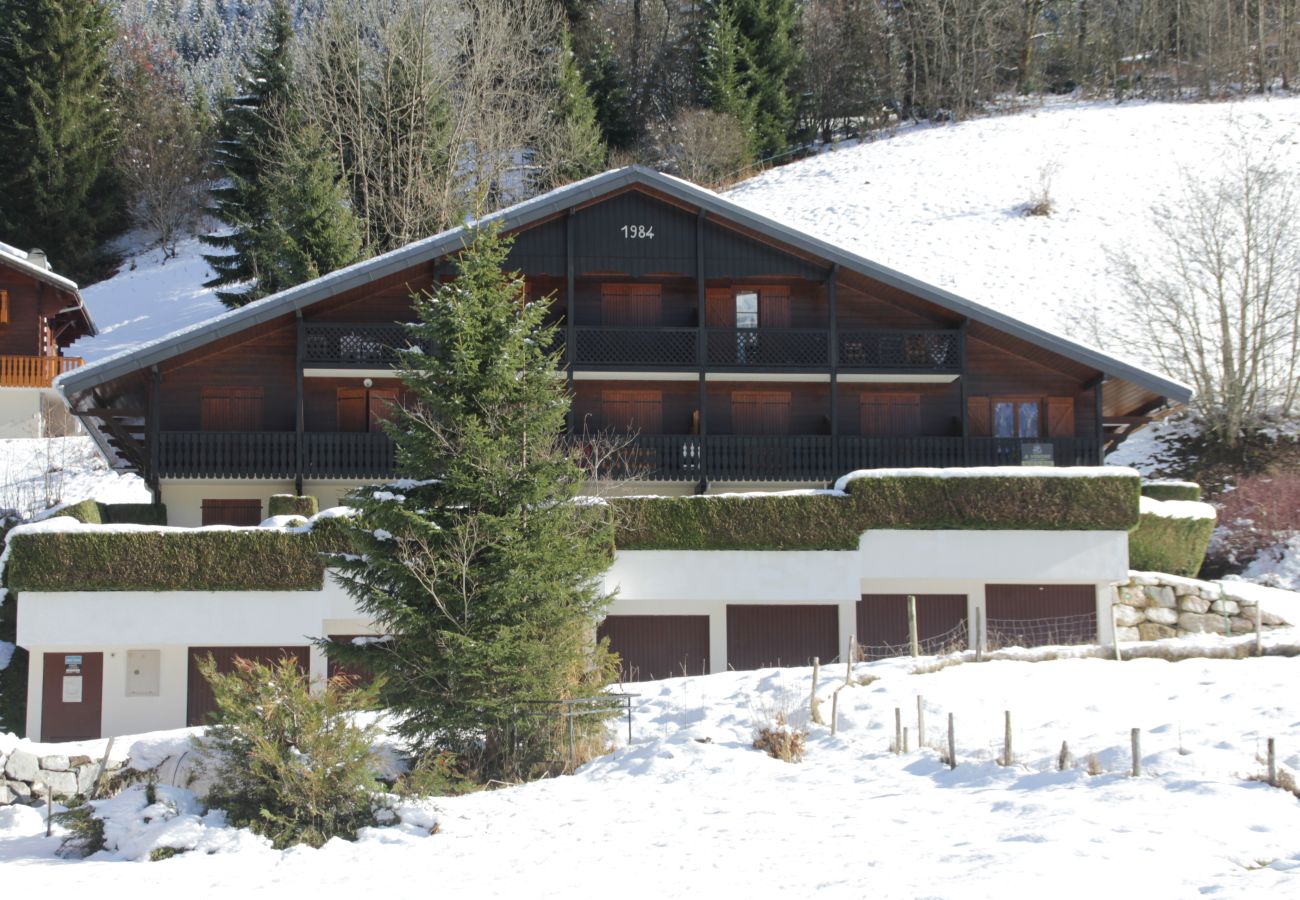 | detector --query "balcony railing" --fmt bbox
[573,327,697,367]
[303,323,430,368]
[838,329,962,371]
[705,329,829,368]
[0,354,83,388]
[156,431,1098,481]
